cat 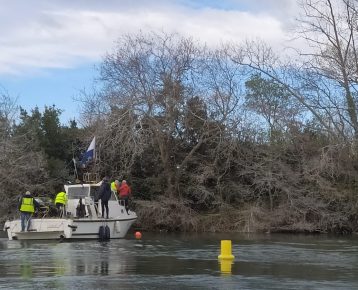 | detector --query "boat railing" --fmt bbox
[83,172,100,183]
[118,200,126,207]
